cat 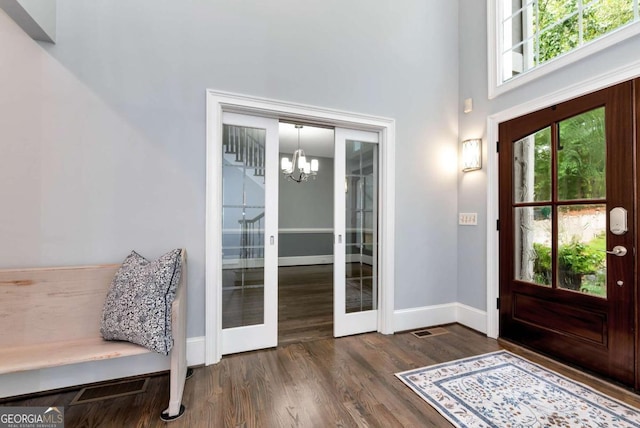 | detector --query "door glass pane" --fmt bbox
[222,124,266,328]
[557,204,607,297]
[515,206,552,286]
[558,107,606,200]
[514,127,552,203]
[345,140,377,313]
